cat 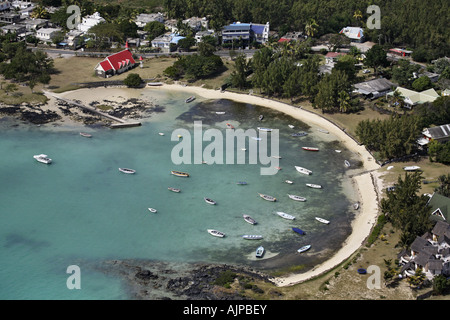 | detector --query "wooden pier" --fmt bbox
[44,91,141,128]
